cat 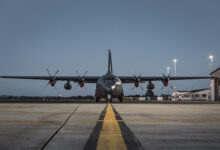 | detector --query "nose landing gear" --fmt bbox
[107,94,112,103]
